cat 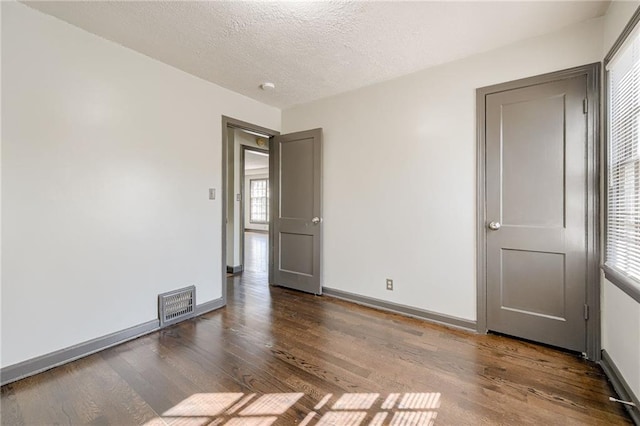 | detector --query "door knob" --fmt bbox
[488,221,501,230]
[311,217,321,224]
